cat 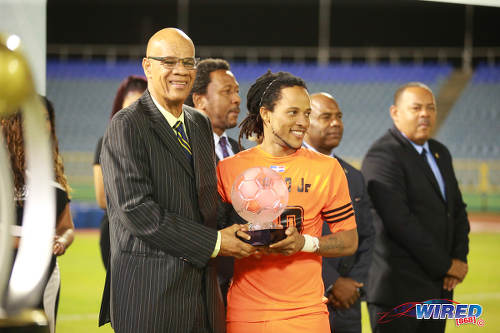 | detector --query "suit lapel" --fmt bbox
[184,107,201,179]
[142,93,194,178]
[184,107,218,228]
[184,107,208,195]
[390,128,444,203]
